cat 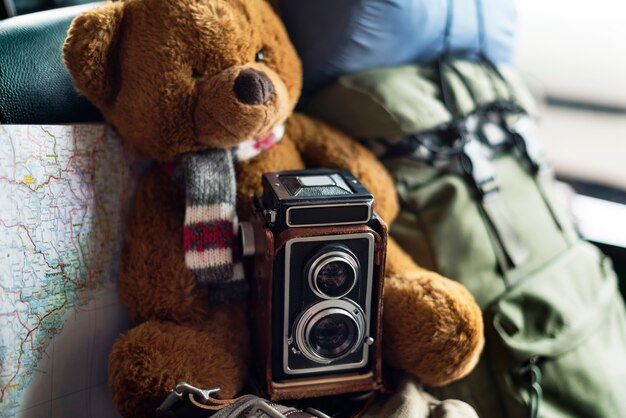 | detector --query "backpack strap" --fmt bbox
[457,131,529,272]
[436,58,530,273]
